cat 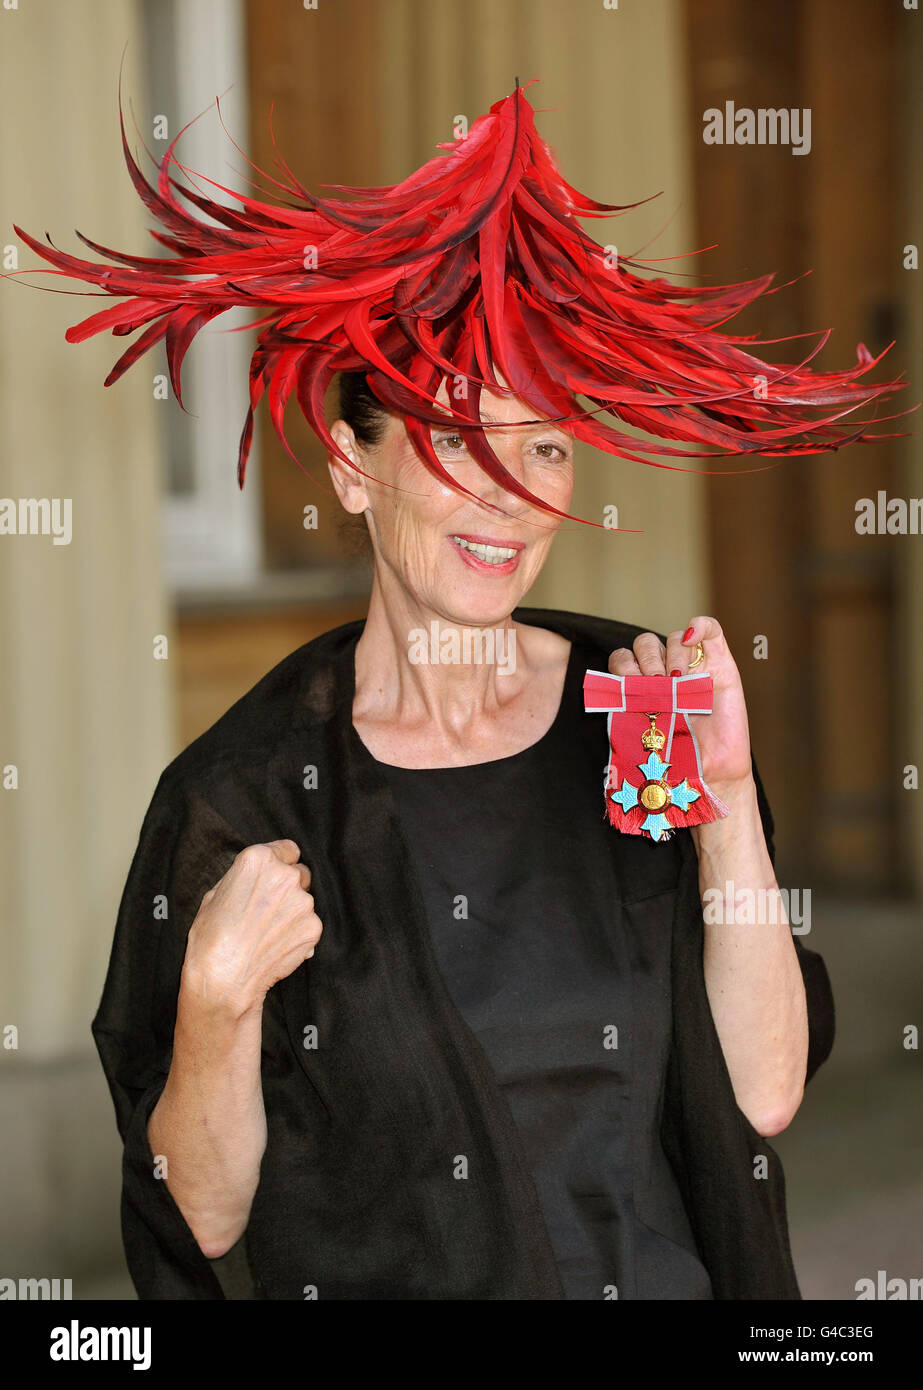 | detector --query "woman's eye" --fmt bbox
[431,433,570,461]
[534,441,569,460]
